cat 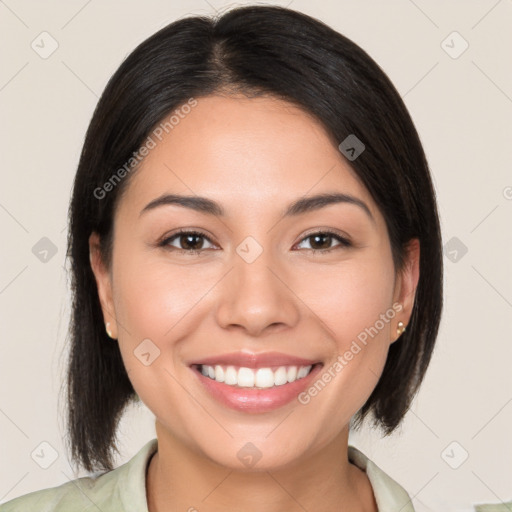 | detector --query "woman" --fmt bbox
[0,4,443,511]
